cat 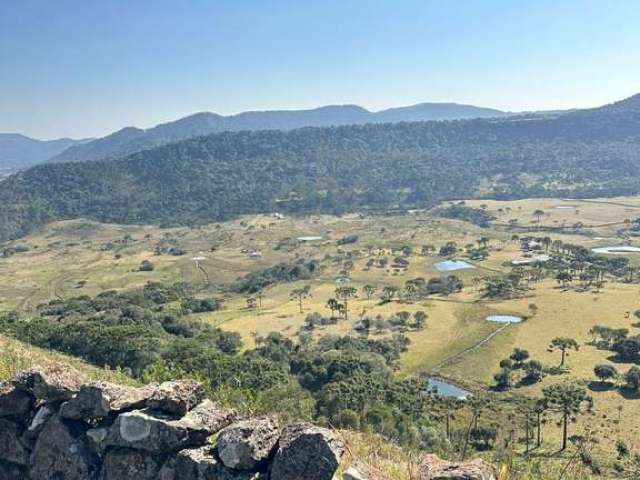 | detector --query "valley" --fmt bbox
[2,196,640,477]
